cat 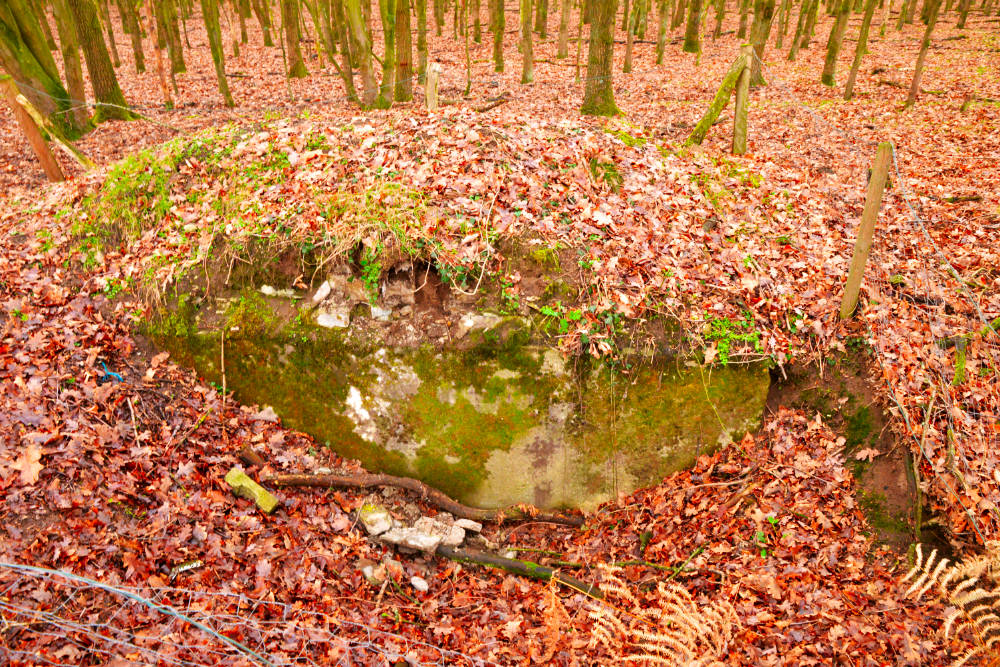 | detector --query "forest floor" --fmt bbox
[2,3,1000,665]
